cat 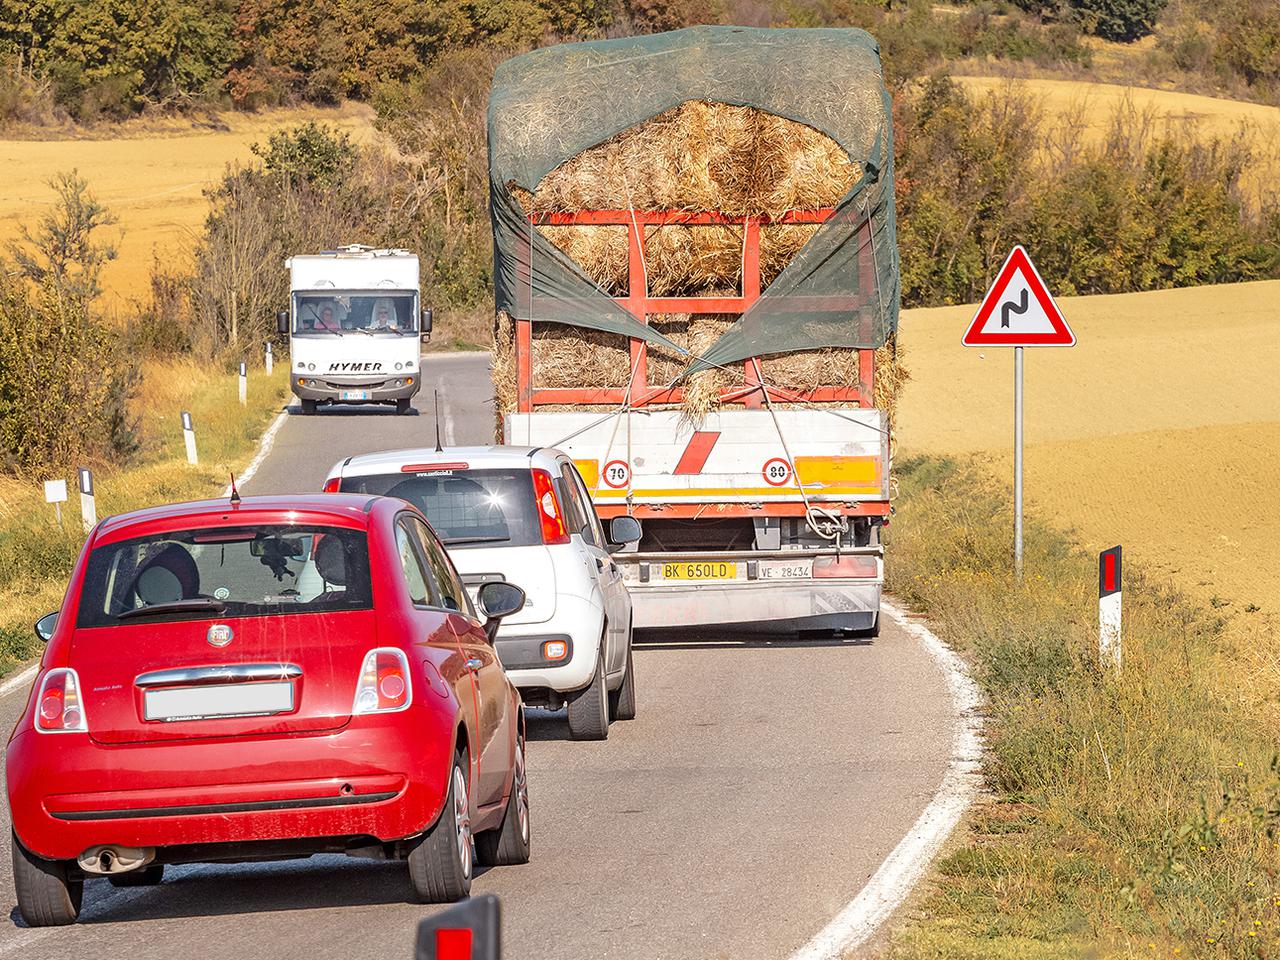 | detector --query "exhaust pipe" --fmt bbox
[77,844,155,875]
